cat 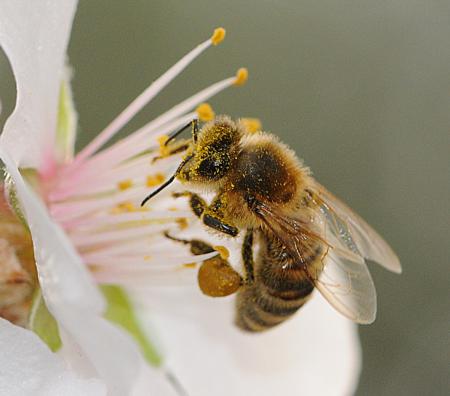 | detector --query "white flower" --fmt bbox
[0,1,361,395]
